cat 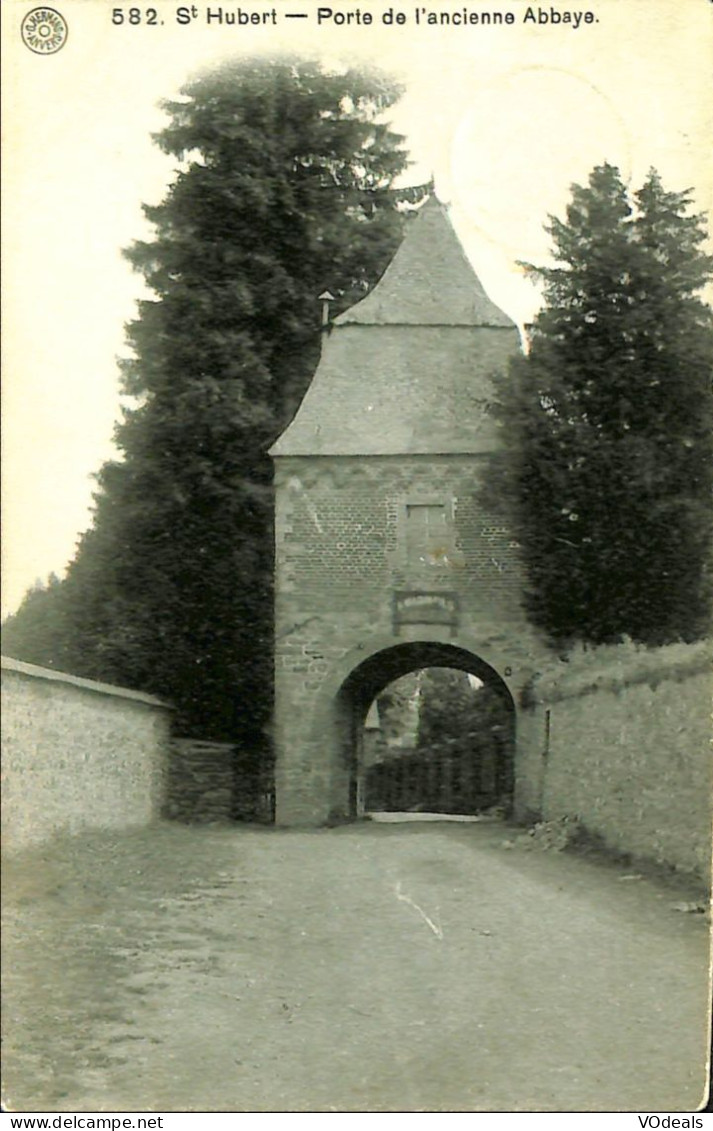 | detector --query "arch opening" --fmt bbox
[335,643,515,821]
